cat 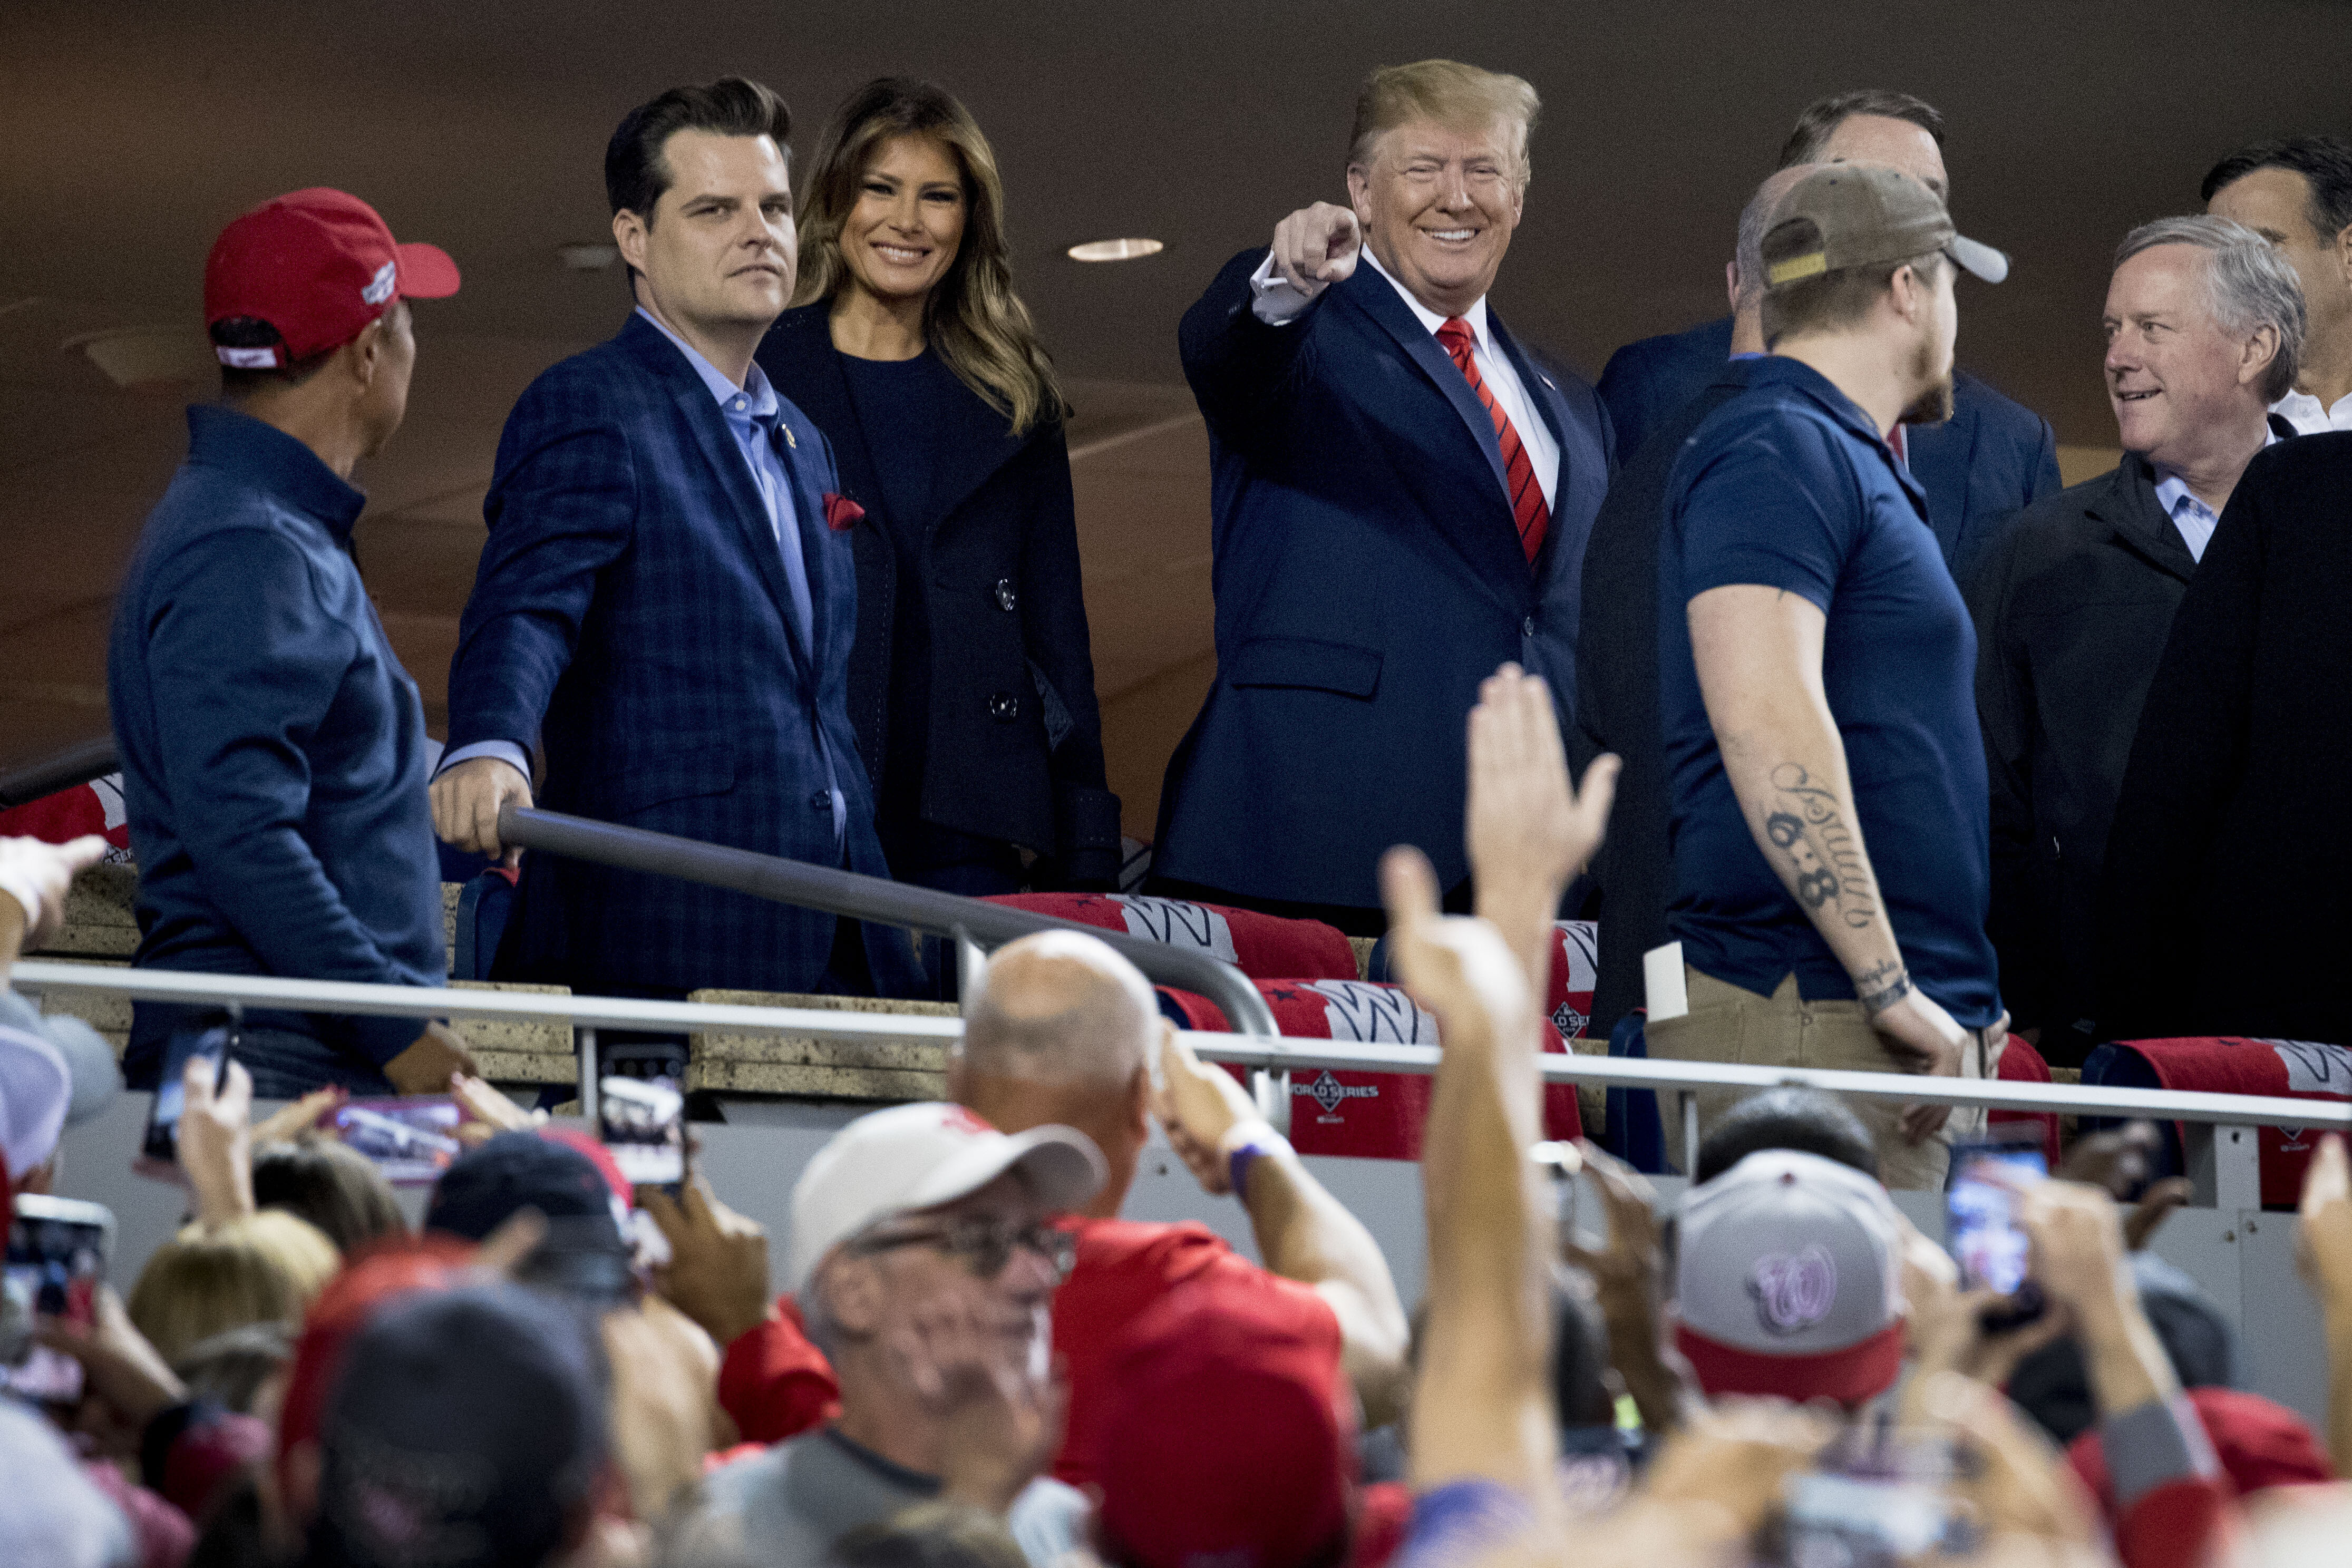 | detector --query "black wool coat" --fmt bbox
[2097,432,2352,1047]
[1964,454,2200,1063]
[757,306,1120,885]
